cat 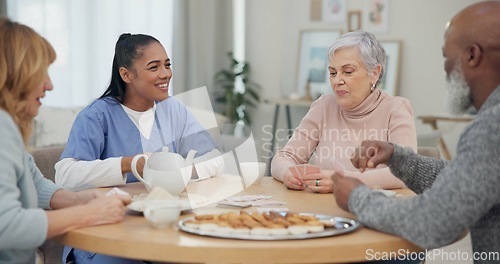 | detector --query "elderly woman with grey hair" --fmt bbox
[272,31,417,193]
